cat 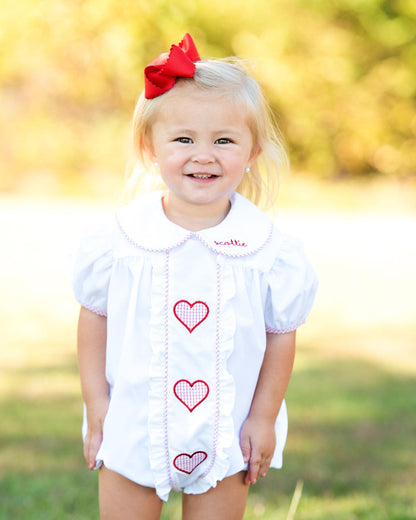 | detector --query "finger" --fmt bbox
[85,433,101,470]
[83,441,89,466]
[240,432,251,464]
[84,445,95,470]
[86,439,96,470]
[258,457,271,479]
[247,454,262,485]
[88,445,97,470]
[91,435,103,469]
